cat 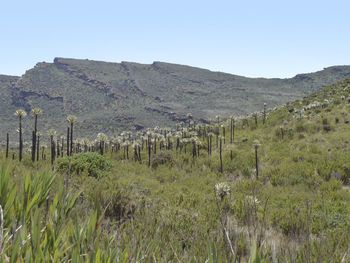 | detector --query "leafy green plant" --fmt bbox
[56,152,111,178]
